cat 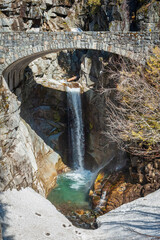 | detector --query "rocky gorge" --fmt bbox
[0,0,160,239]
